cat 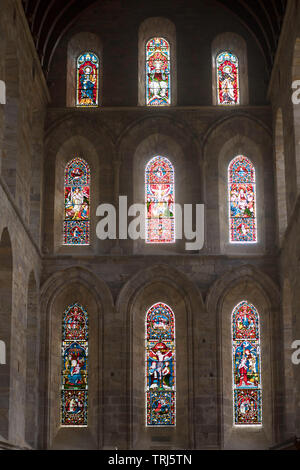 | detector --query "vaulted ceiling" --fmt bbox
[22,0,287,74]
